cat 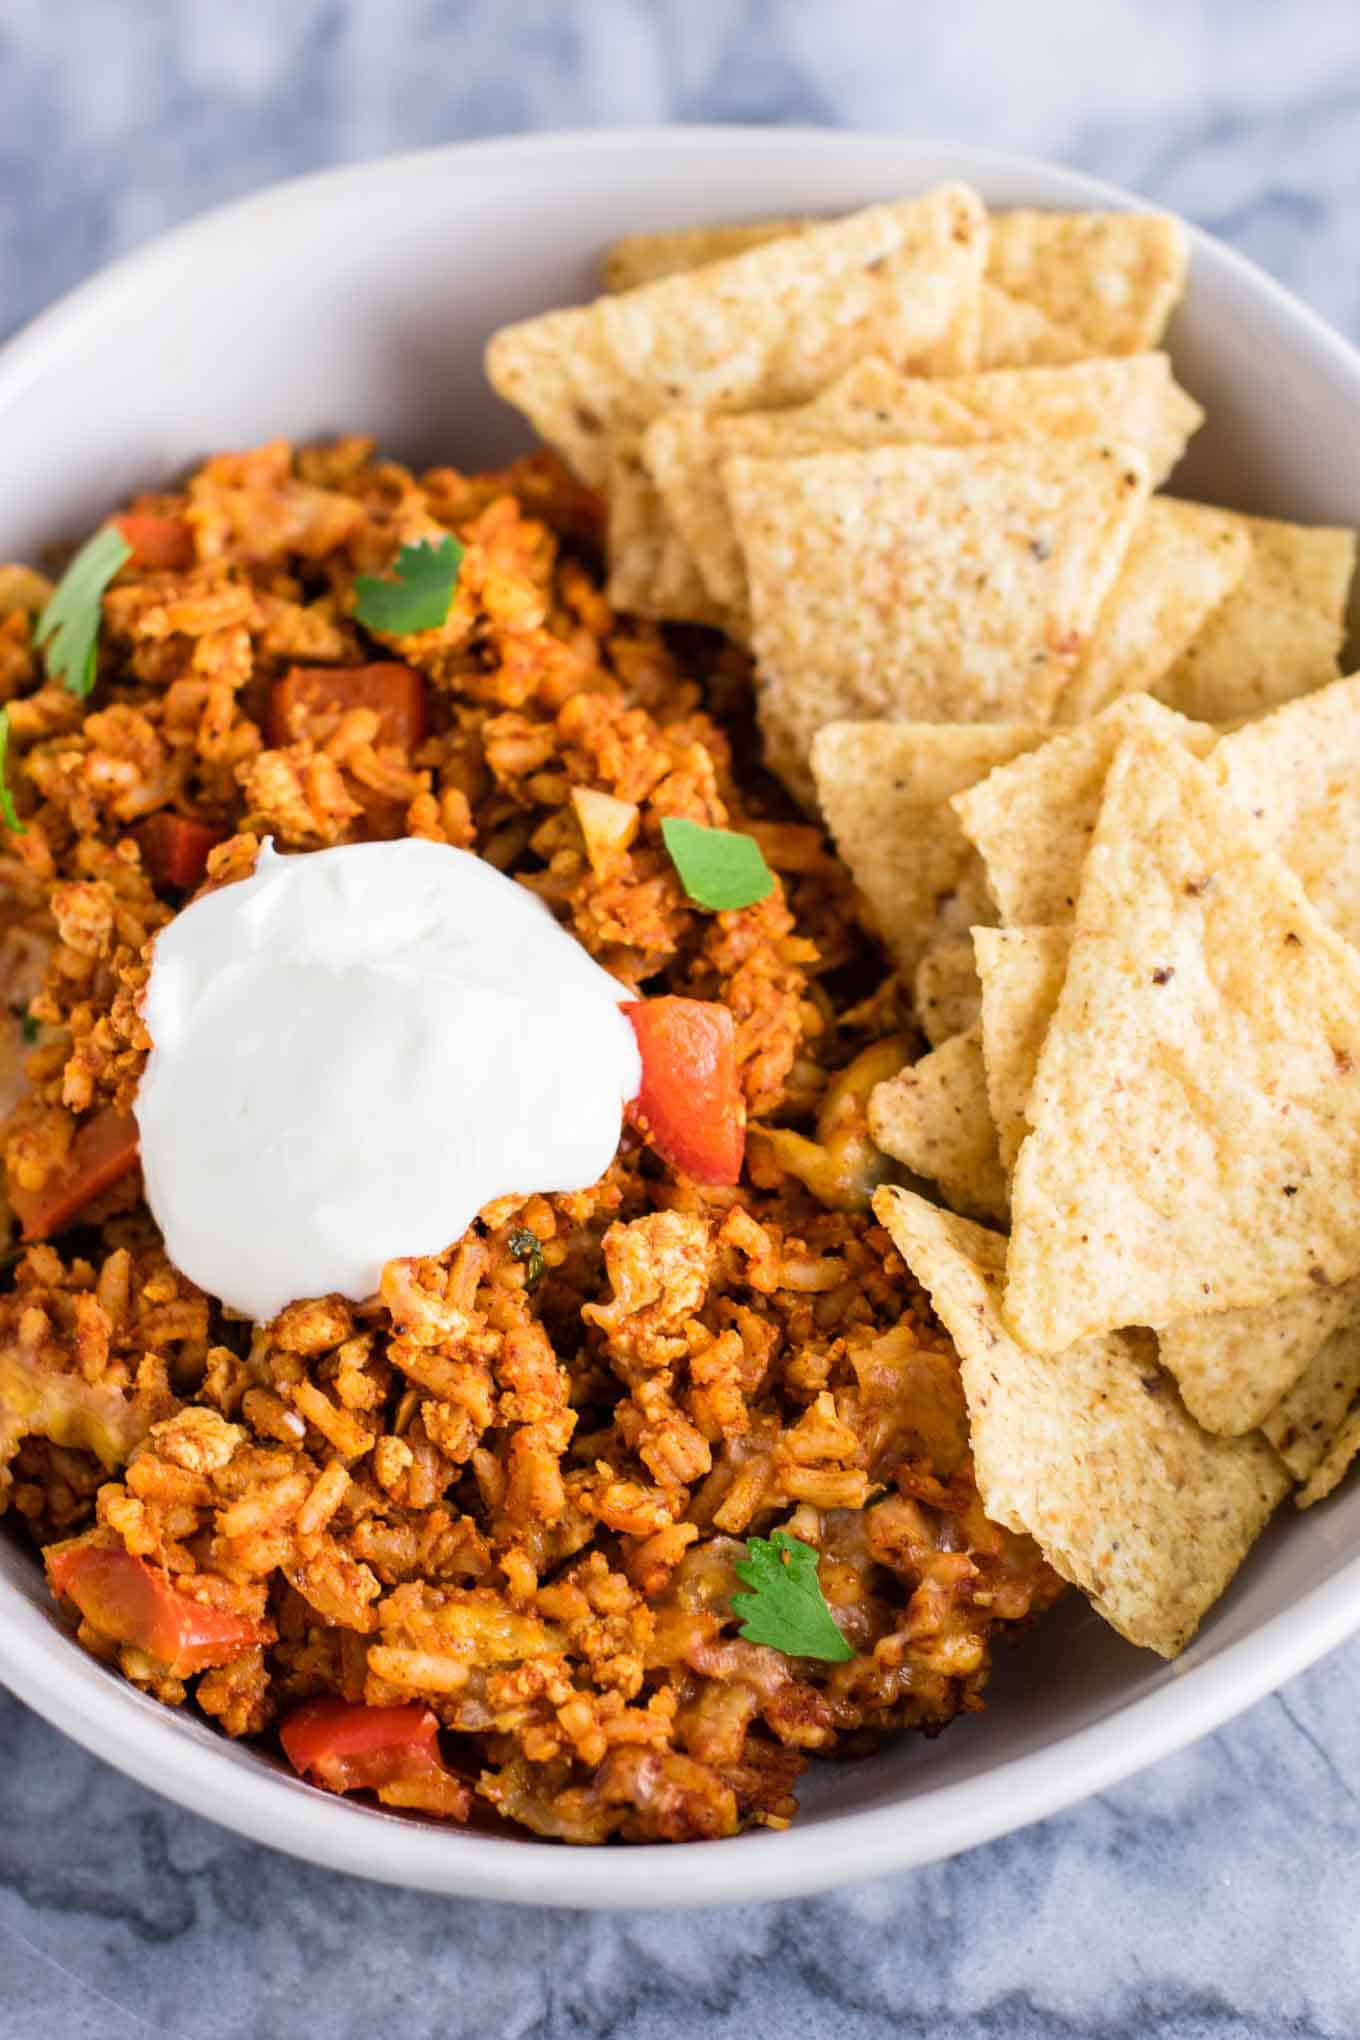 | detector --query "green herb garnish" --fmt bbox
[35,525,131,697]
[660,817,774,913]
[507,1228,546,1288]
[0,710,24,835]
[19,1005,38,1044]
[353,536,464,635]
[731,1528,853,1663]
